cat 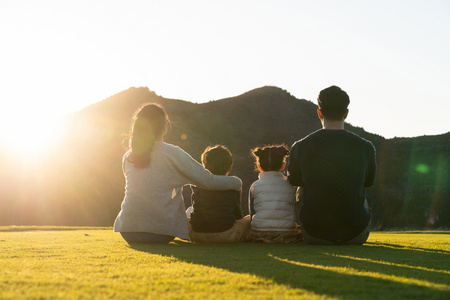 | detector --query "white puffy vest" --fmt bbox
[250,171,296,231]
